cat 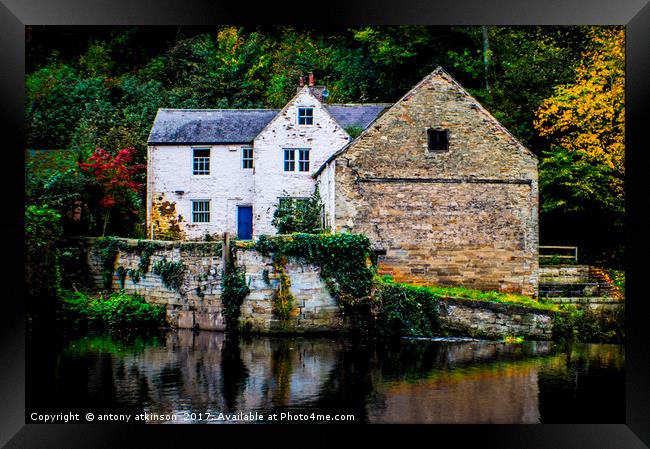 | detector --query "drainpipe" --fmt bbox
[147,145,154,239]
